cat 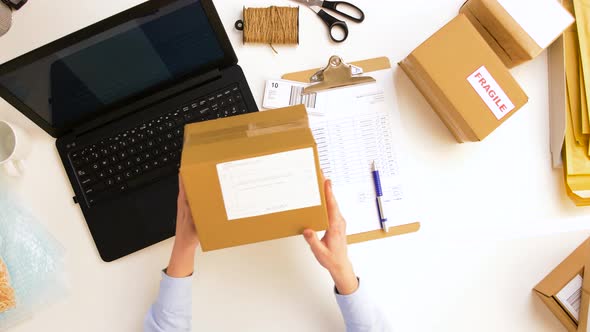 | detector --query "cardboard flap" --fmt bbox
[348,222,420,244]
[185,104,309,139]
[534,290,579,332]
[535,238,590,296]
[282,57,391,83]
[182,105,312,163]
